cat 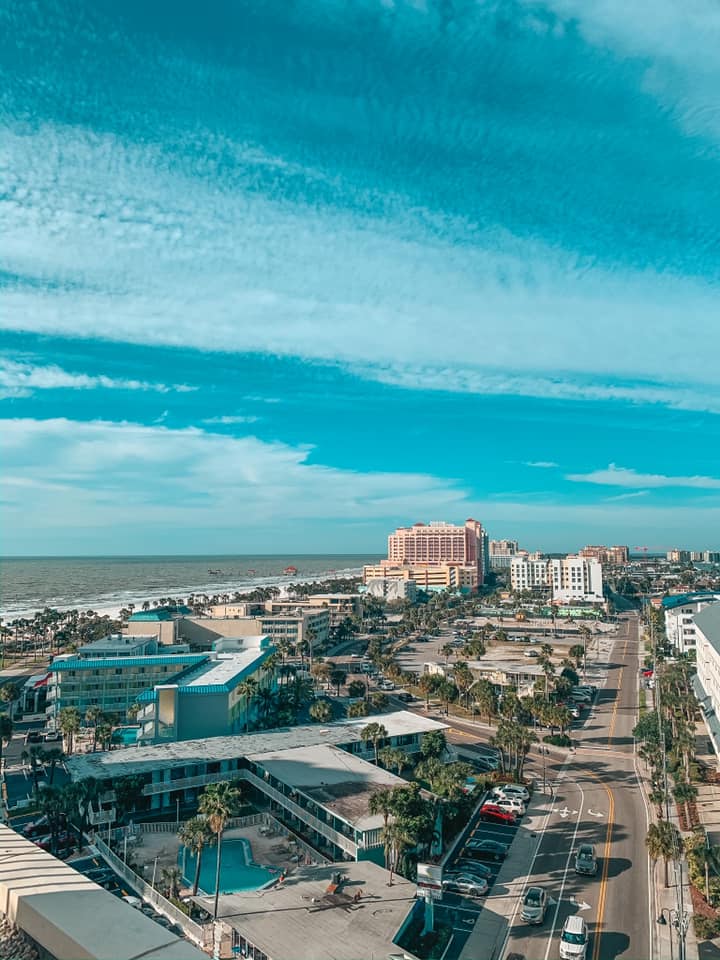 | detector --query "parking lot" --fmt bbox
[429,780,525,960]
